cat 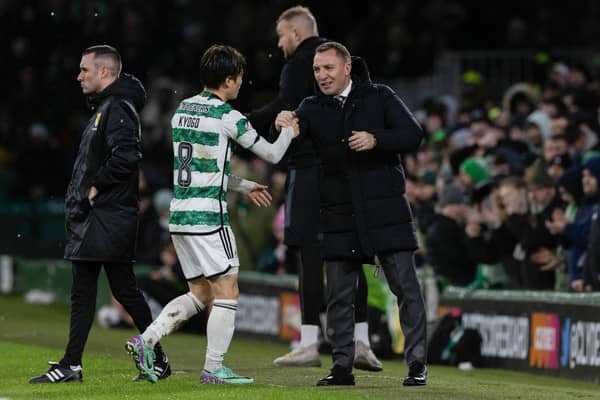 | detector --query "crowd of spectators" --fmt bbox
[409,63,600,292]
[2,1,600,293]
